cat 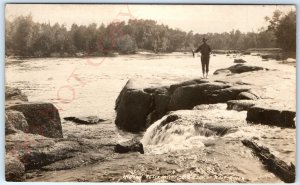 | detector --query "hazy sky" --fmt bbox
[5,4,295,34]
